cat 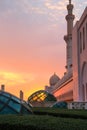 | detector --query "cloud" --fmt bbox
[84,1,87,4]
[14,0,46,14]
[73,0,87,21]
[0,71,36,86]
[0,0,66,21]
[0,0,80,26]
[44,0,67,11]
